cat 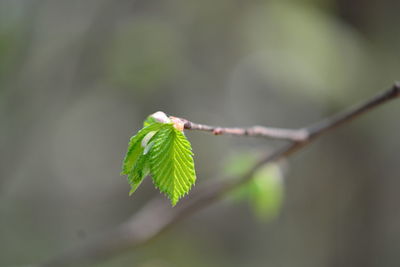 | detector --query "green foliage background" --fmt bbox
[0,0,400,266]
